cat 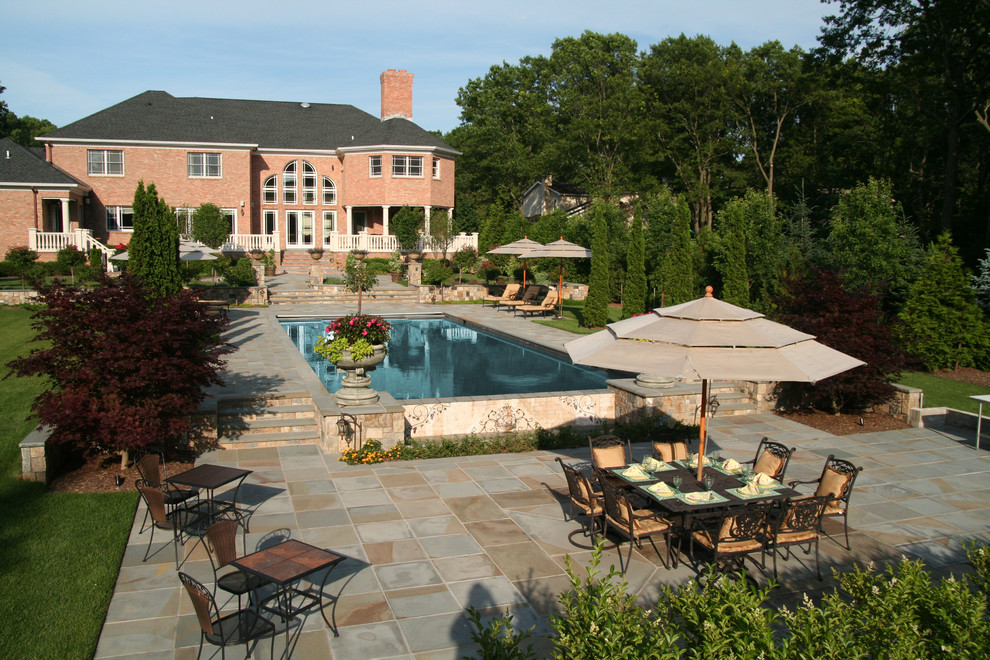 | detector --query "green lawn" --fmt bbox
[898,372,990,415]
[0,307,136,659]
[533,299,623,334]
